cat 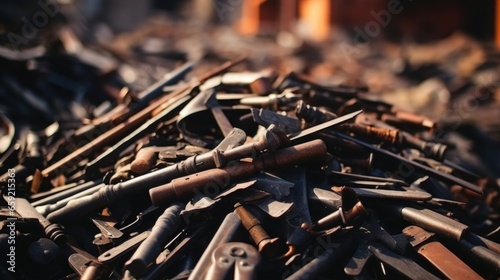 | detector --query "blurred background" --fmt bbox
[1,0,500,177]
[2,0,494,40]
